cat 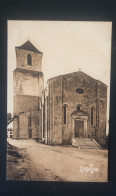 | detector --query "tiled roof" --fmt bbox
[16,40,43,54]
